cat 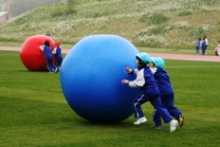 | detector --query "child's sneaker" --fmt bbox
[178,114,184,127]
[170,120,178,133]
[53,68,58,73]
[152,125,162,129]
[134,117,147,125]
